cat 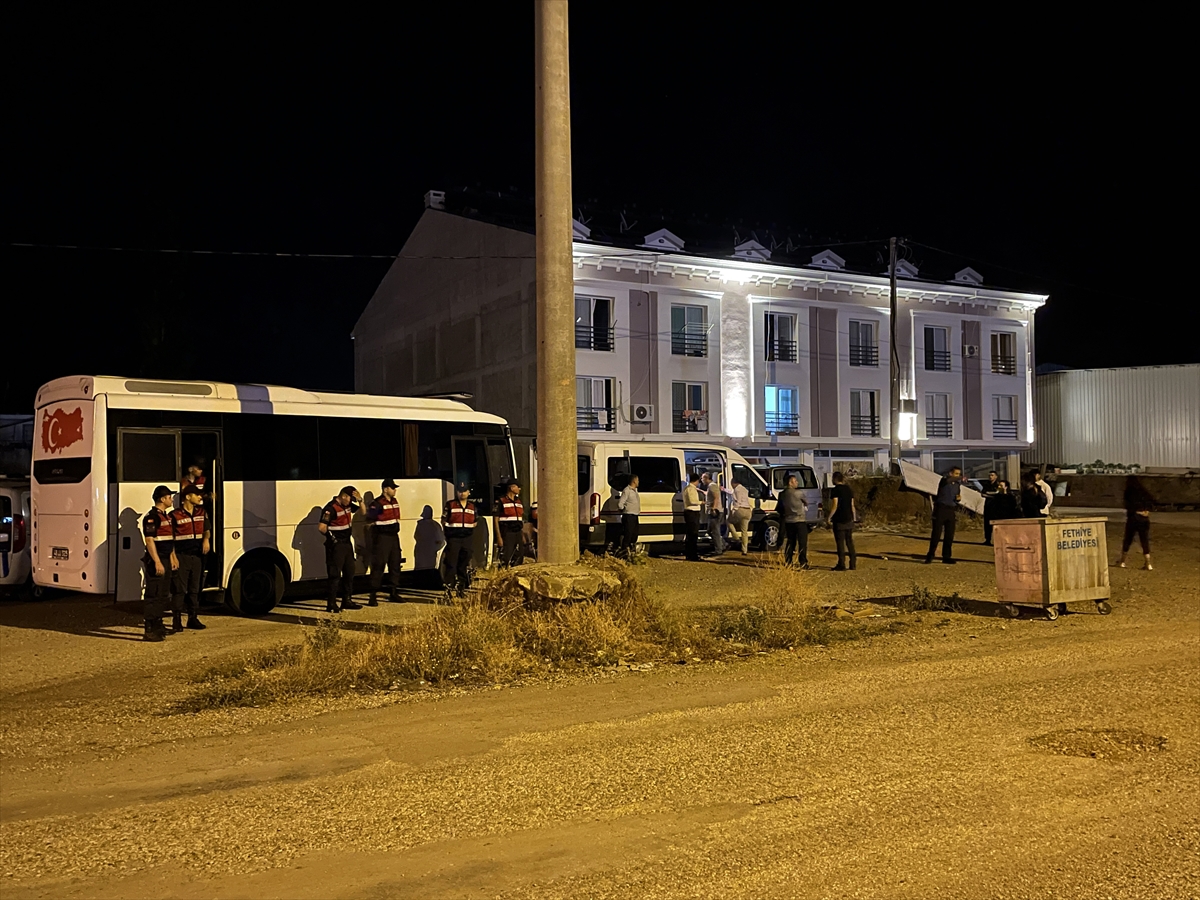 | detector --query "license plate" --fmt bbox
[51,547,69,560]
